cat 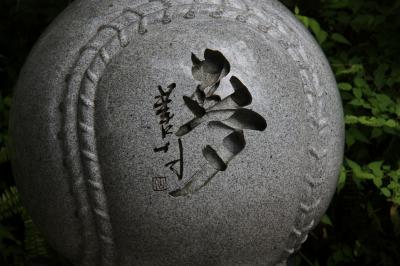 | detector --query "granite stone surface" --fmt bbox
[10,0,344,265]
